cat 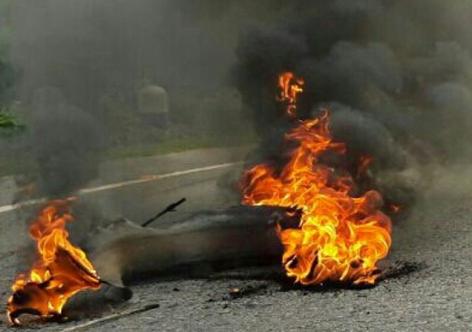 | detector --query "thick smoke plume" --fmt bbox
[6,0,259,240]
[7,0,472,209]
[8,0,241,198]
[234,0,472,207]
[31,87,102,197]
